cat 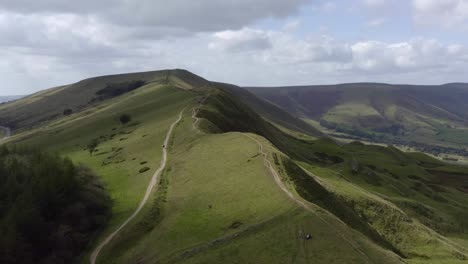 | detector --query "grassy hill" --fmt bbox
[0,70,208,131]
[247,83,468,156]
[1,70,468,263]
